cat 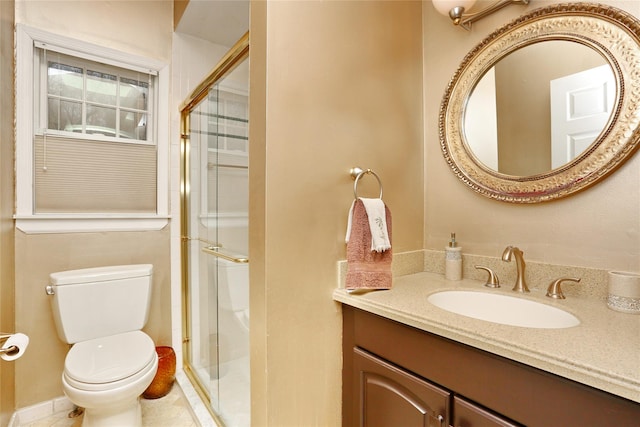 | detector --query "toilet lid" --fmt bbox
[65,330,156,384]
